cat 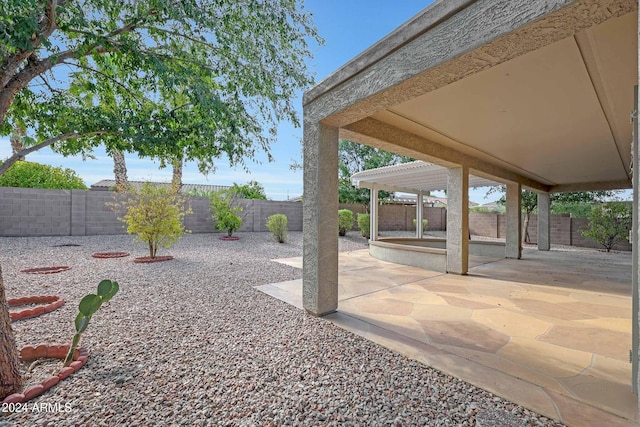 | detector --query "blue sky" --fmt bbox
[0,1,505,203]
